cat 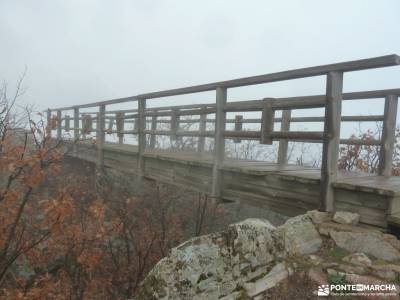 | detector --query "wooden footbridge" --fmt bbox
[48,55,400,228]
